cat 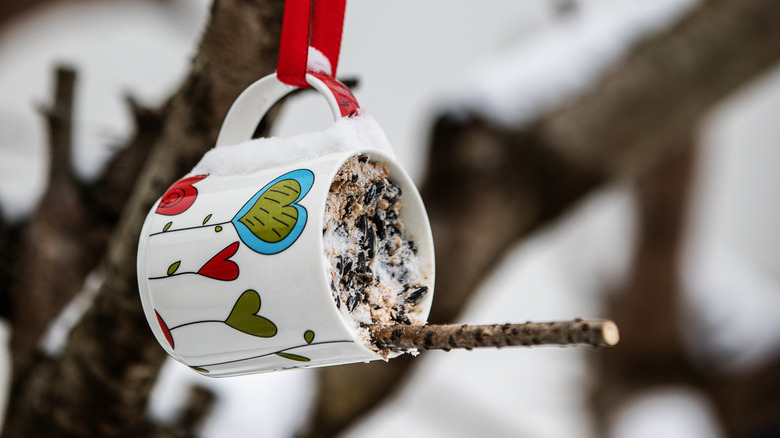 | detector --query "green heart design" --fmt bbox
[225,290,277,337]
[231,170,314,255]
[236,179,301,244]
